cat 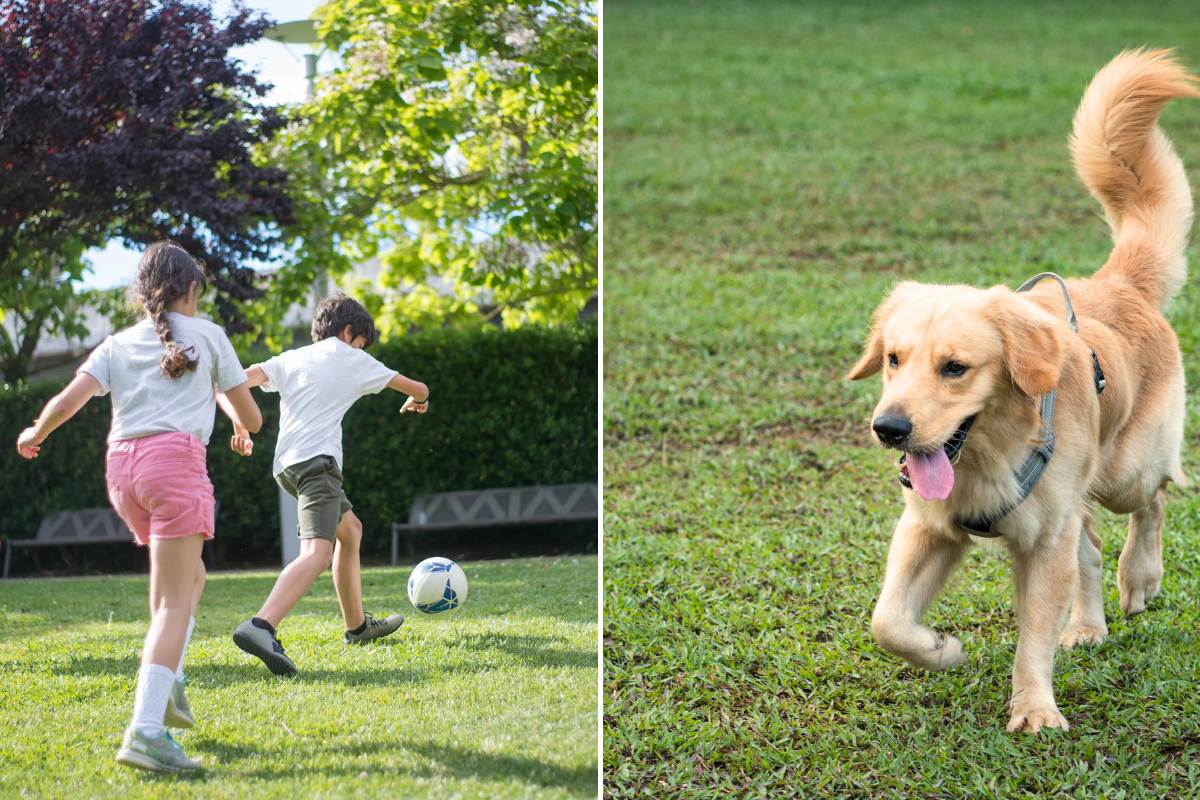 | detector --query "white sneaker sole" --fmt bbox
[116,748,198,773]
